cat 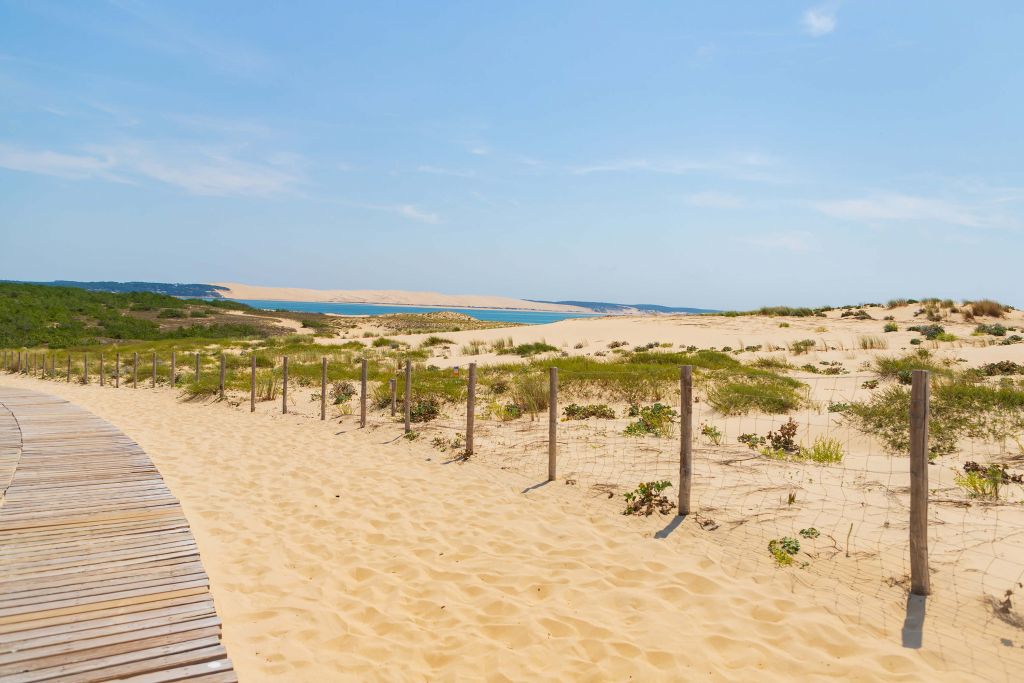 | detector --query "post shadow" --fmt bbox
[655,514,685,539]
[901,593,927,649]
